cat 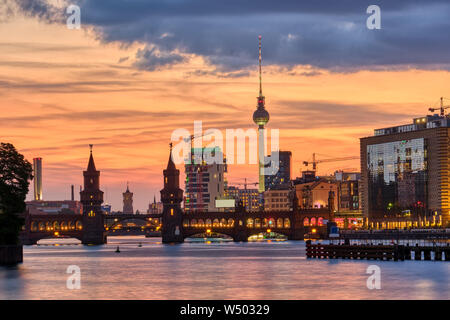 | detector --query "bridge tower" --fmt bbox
[160,144,184,243]
[80,145,107,245]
